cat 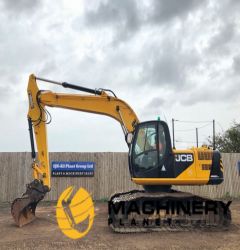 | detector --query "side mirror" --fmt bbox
[126,133,133,145]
